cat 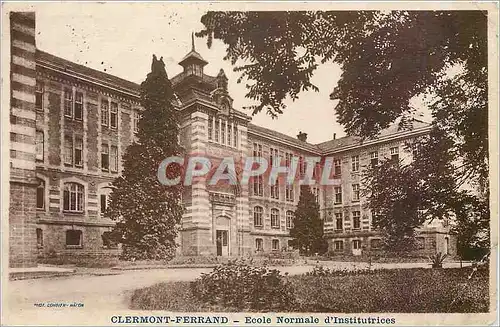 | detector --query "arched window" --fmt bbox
[286,211,294,229]
[253,206,263,227]
[36,178,45,209]
[63,182,84,212]
[271,208,280,228]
